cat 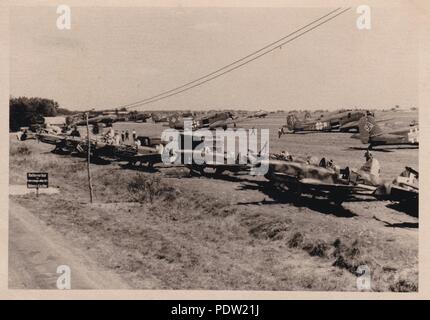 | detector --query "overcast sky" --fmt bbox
[10,6,419,111]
